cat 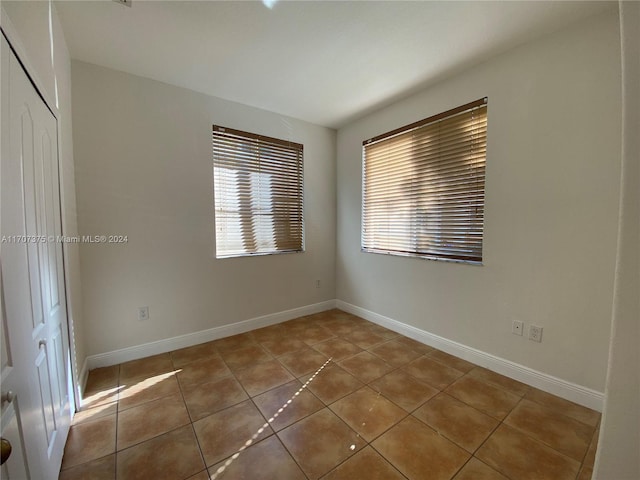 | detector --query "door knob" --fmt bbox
[0,391,13,404]
[38,339,46,348]
[0,438,11,465]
